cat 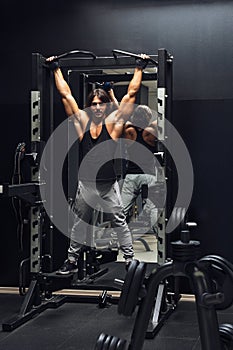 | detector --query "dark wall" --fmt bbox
[1,0,233,285]
[173,99,233,259]
[1,0,233,104]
